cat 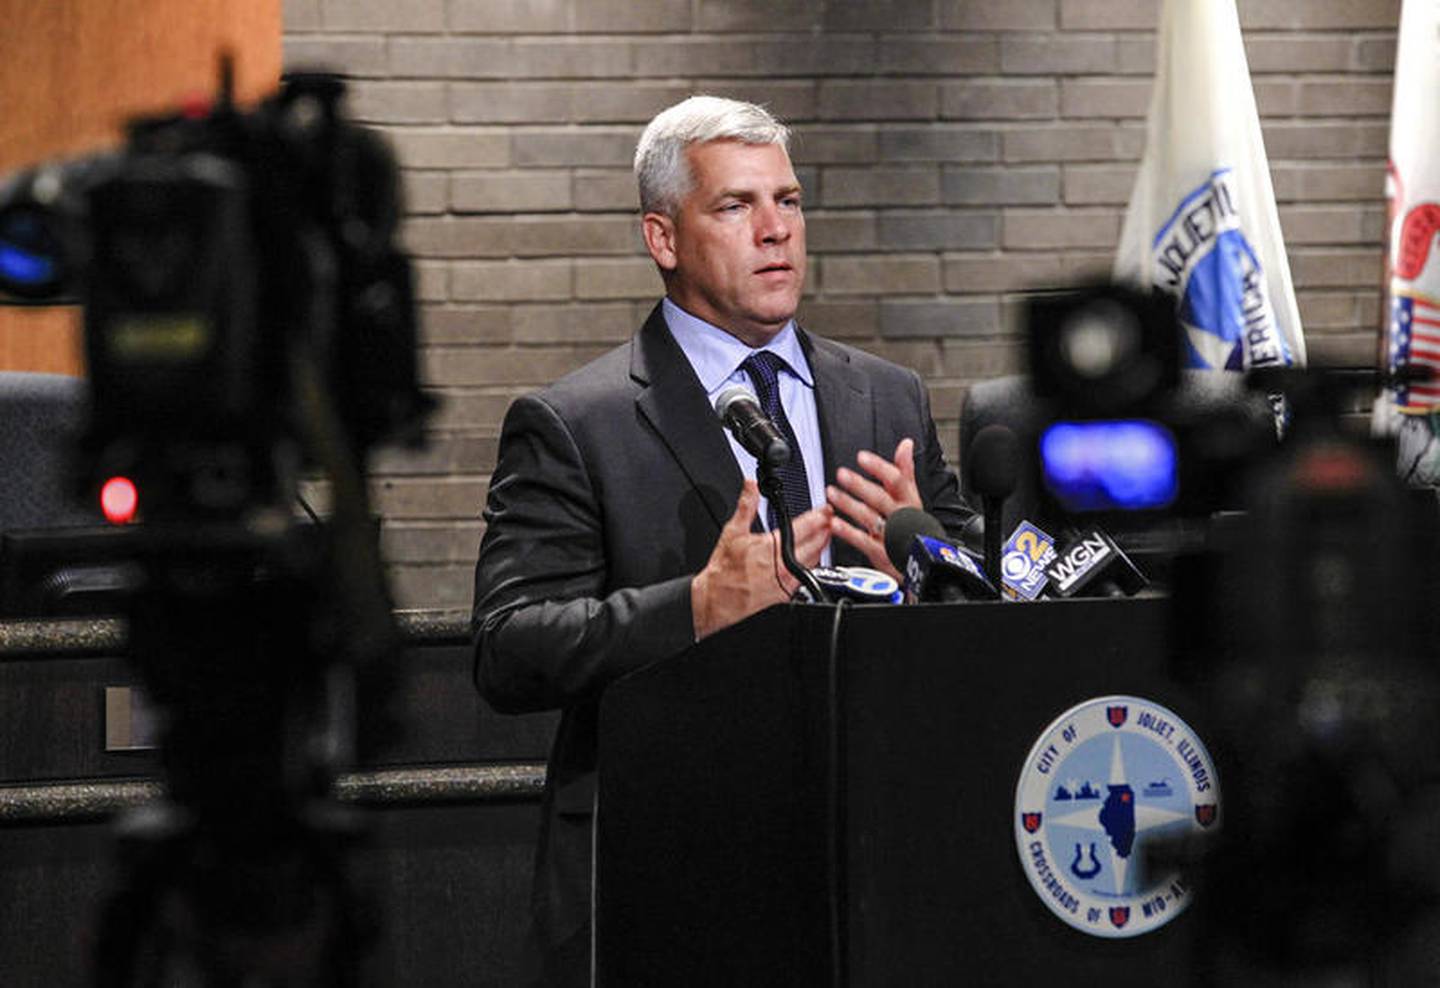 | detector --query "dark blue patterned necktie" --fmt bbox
[741,350,813,530]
